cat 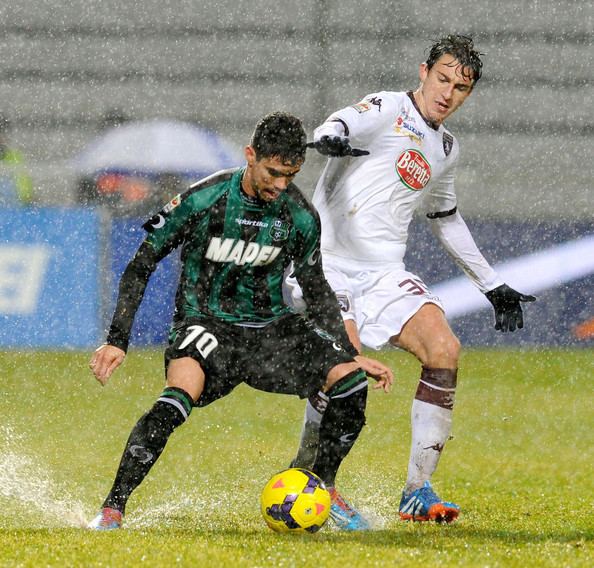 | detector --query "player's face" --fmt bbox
[415,54,474,125]
[243,146,302,202]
